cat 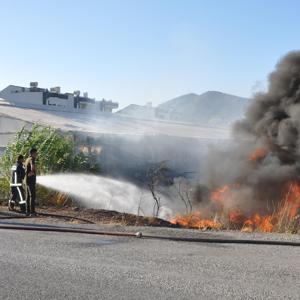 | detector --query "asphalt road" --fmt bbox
[0,224,299,300]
